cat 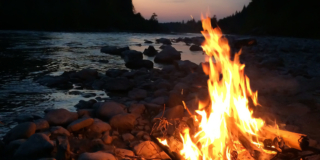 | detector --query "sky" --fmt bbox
[133,0,251,22]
